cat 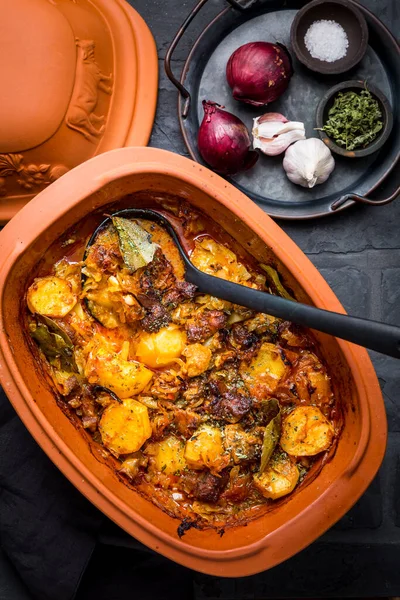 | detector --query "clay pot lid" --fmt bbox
[0,0,158,222]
